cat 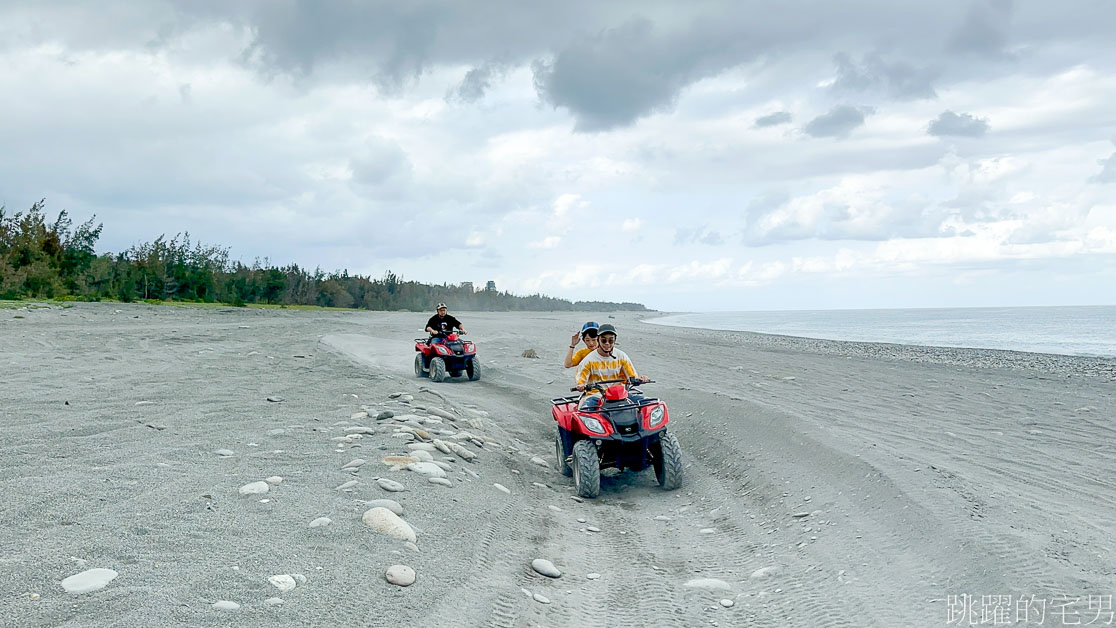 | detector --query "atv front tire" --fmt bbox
[467,360,481,381]
[572,440,600,498]
[430,357,447,382]
[555,428,573,477]
[414,353,426,378]
[653,431,683,490]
